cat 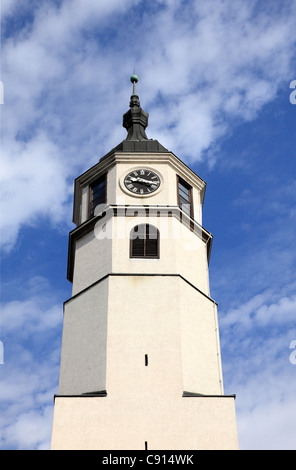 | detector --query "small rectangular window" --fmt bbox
[177,176,193,218]
[89,174,106,218]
